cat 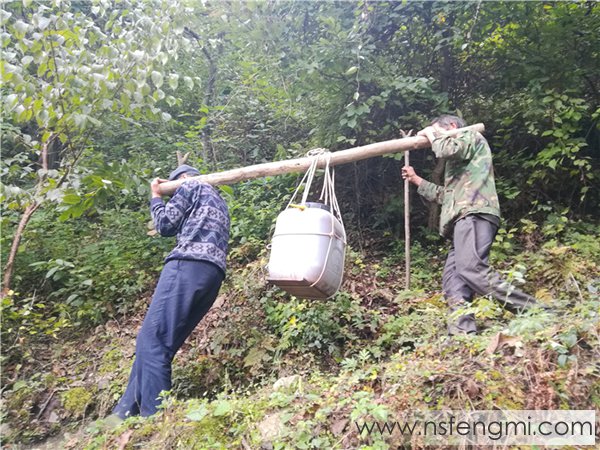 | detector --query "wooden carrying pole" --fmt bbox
[158,123,484,195]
